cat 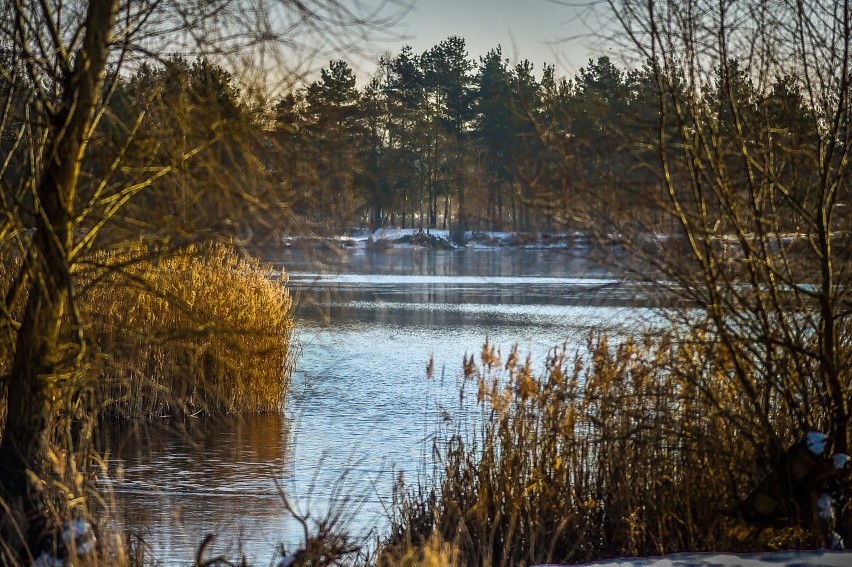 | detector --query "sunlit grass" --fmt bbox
[82,243,294,416]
